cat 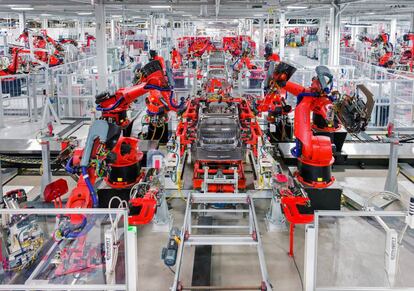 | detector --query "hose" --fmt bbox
[82,166,98,207]
[146,107,165,116]
[144,84,185,110]
[296,91,319,105]
[65,157,77,174]
[96,96,124,112]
